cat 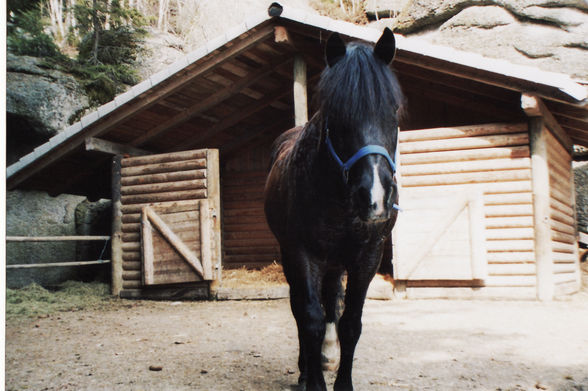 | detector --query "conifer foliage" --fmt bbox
[7,0,147,106]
